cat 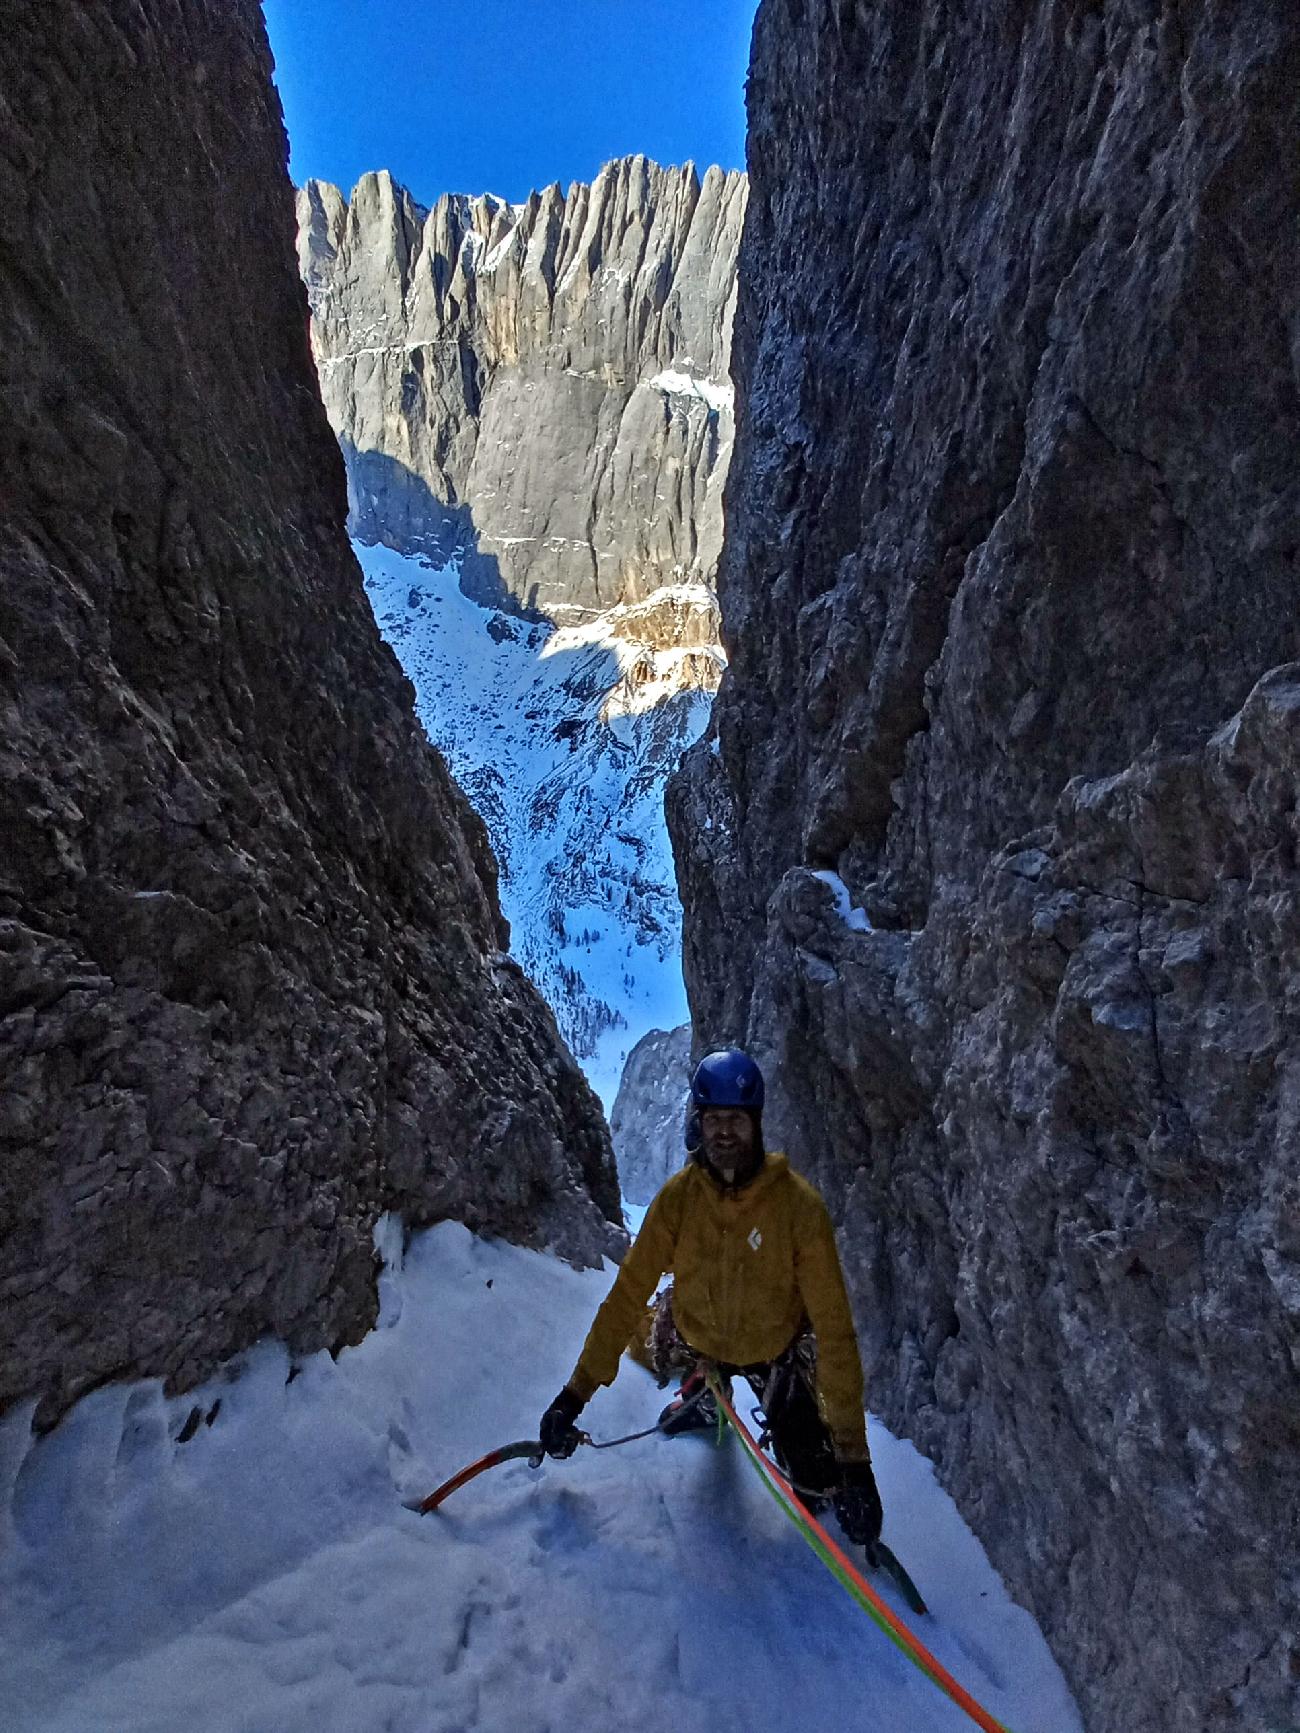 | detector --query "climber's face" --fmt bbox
[700,1108,755,1180]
